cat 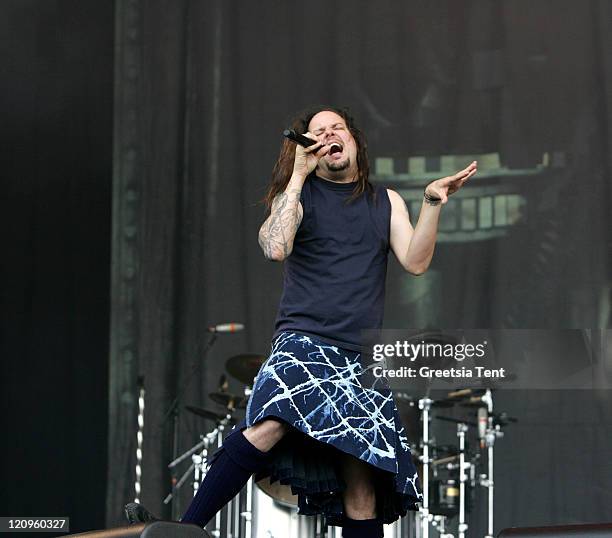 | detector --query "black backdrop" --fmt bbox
[2,0,612,536]
[108,0,612,532]
[0,0,113,535]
